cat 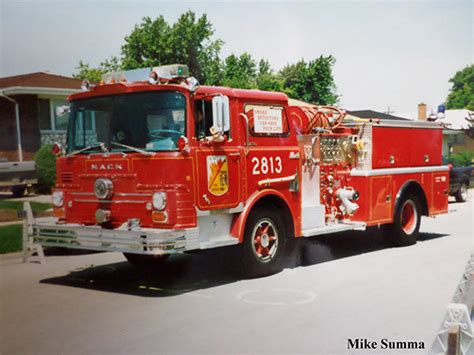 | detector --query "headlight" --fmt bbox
[152,192,167,210]
[52,190,64,207]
